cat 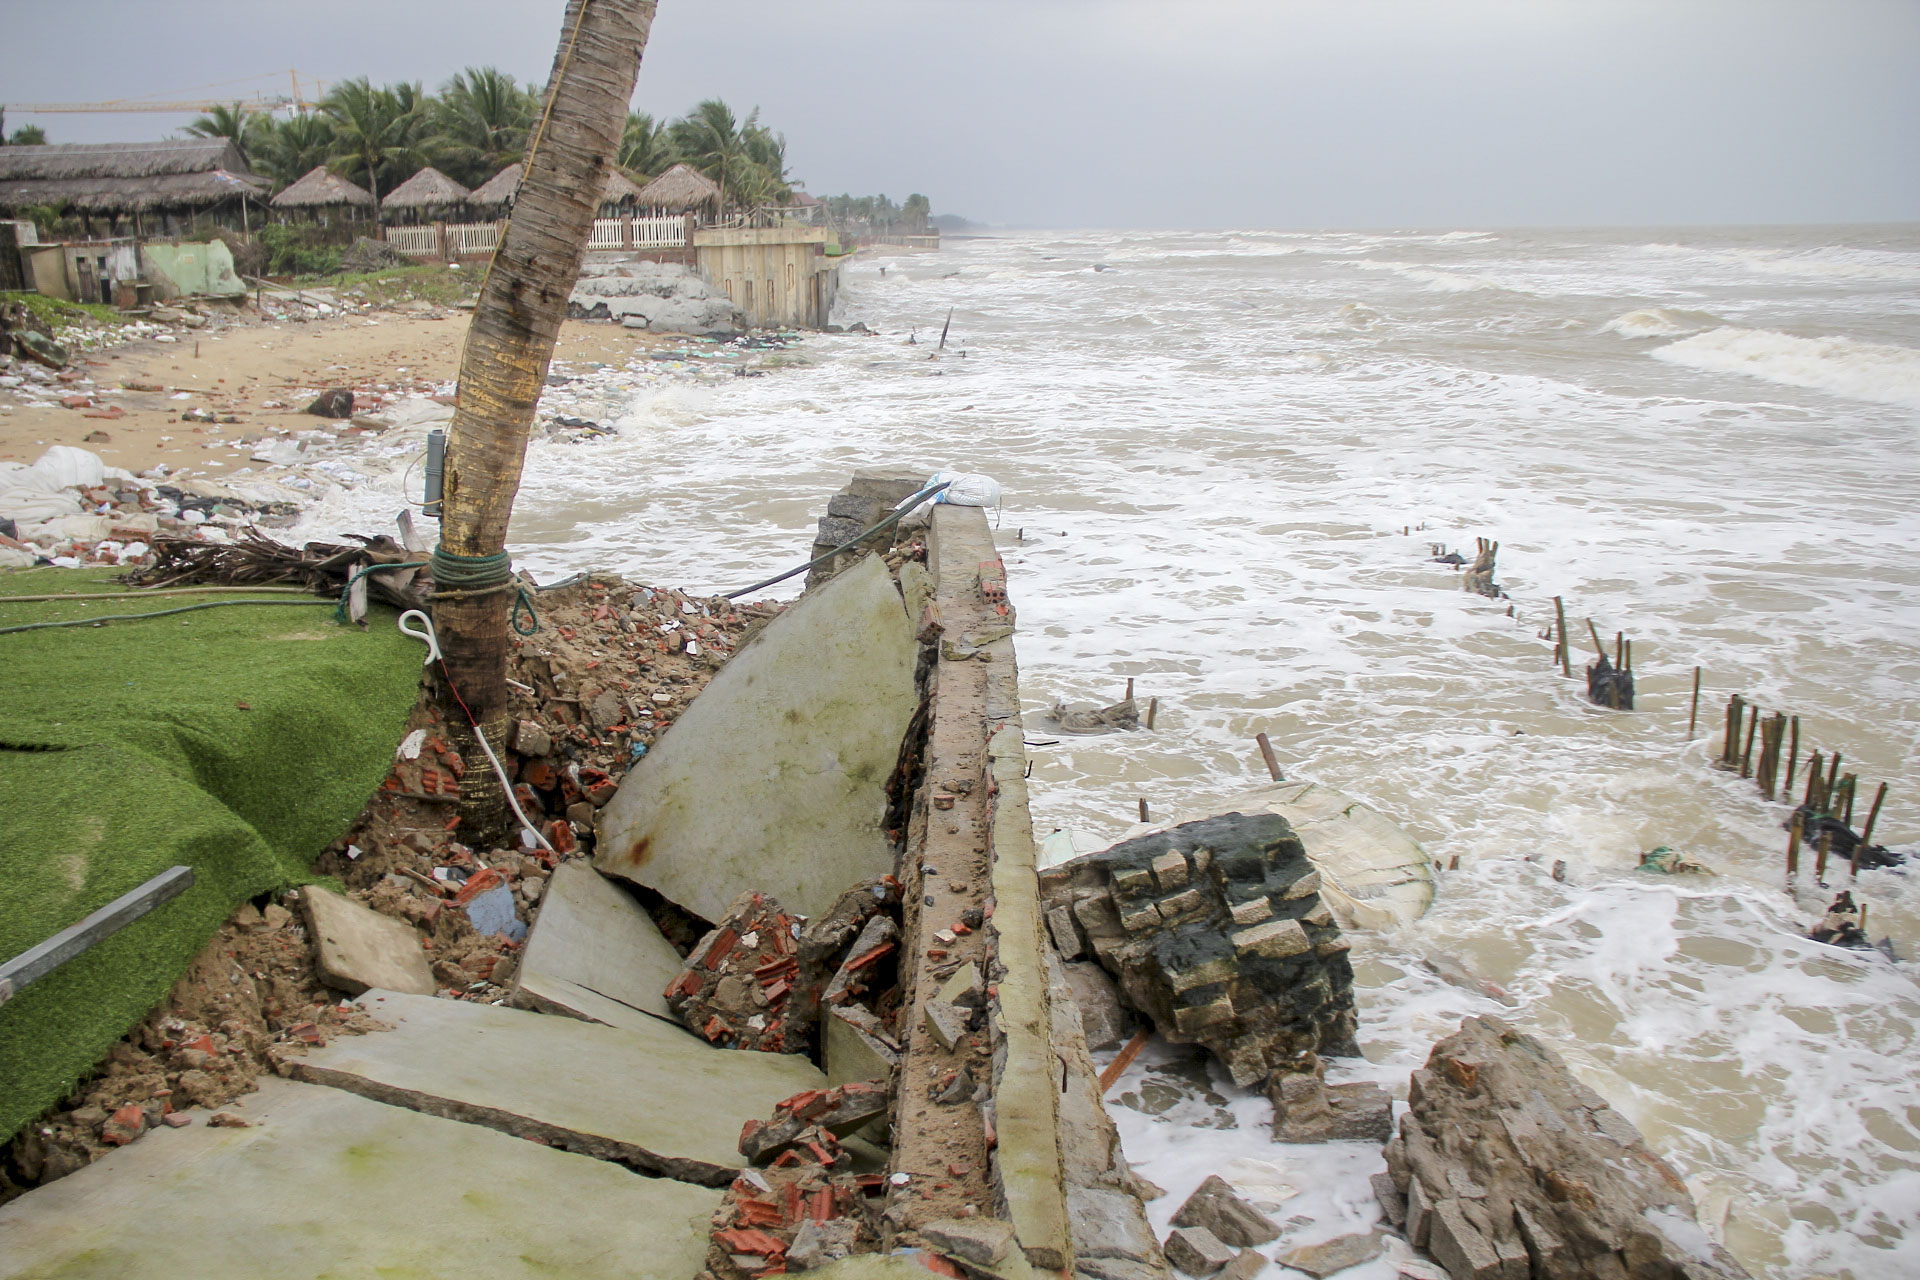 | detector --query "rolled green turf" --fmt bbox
[0,568,423,1141]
